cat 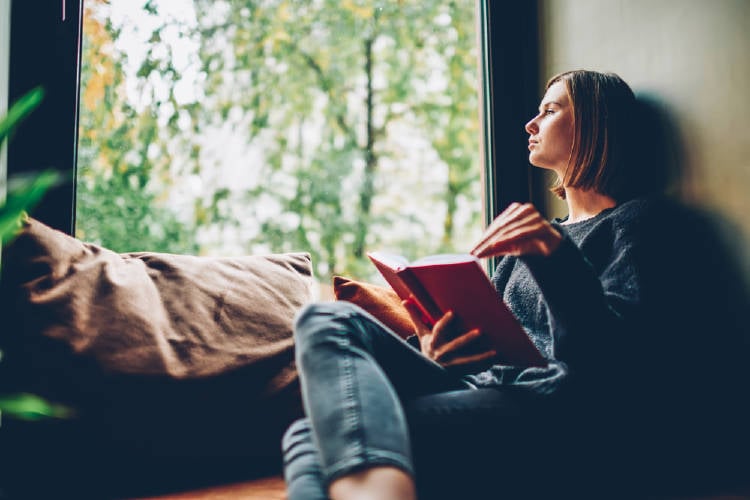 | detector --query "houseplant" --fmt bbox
[0,87,71,424]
